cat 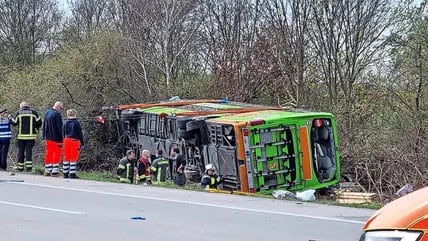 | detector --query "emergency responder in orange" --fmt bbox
[137,150,151,185]
[42,101,63,176]
[117,150,136,183]
[201,164,221,190]
[10,102,42,172]
[62,109,84,178]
